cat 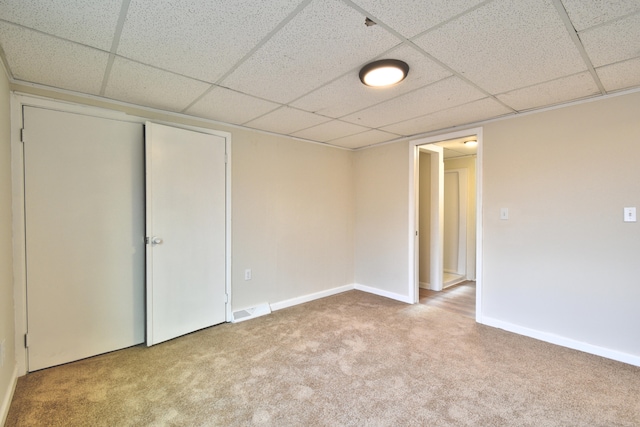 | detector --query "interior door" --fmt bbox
[145,122,227,346]
[443,171,460,273]
[24,106,145,371]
